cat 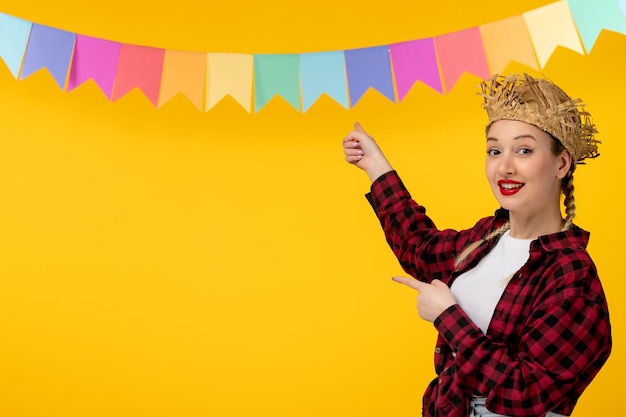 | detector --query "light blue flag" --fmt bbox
[300,51,348,111]
[254,54,300,112]
[568,0,626,52]
[619,0,626,17]
[0,13,32,78]
[20,24,76,89]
